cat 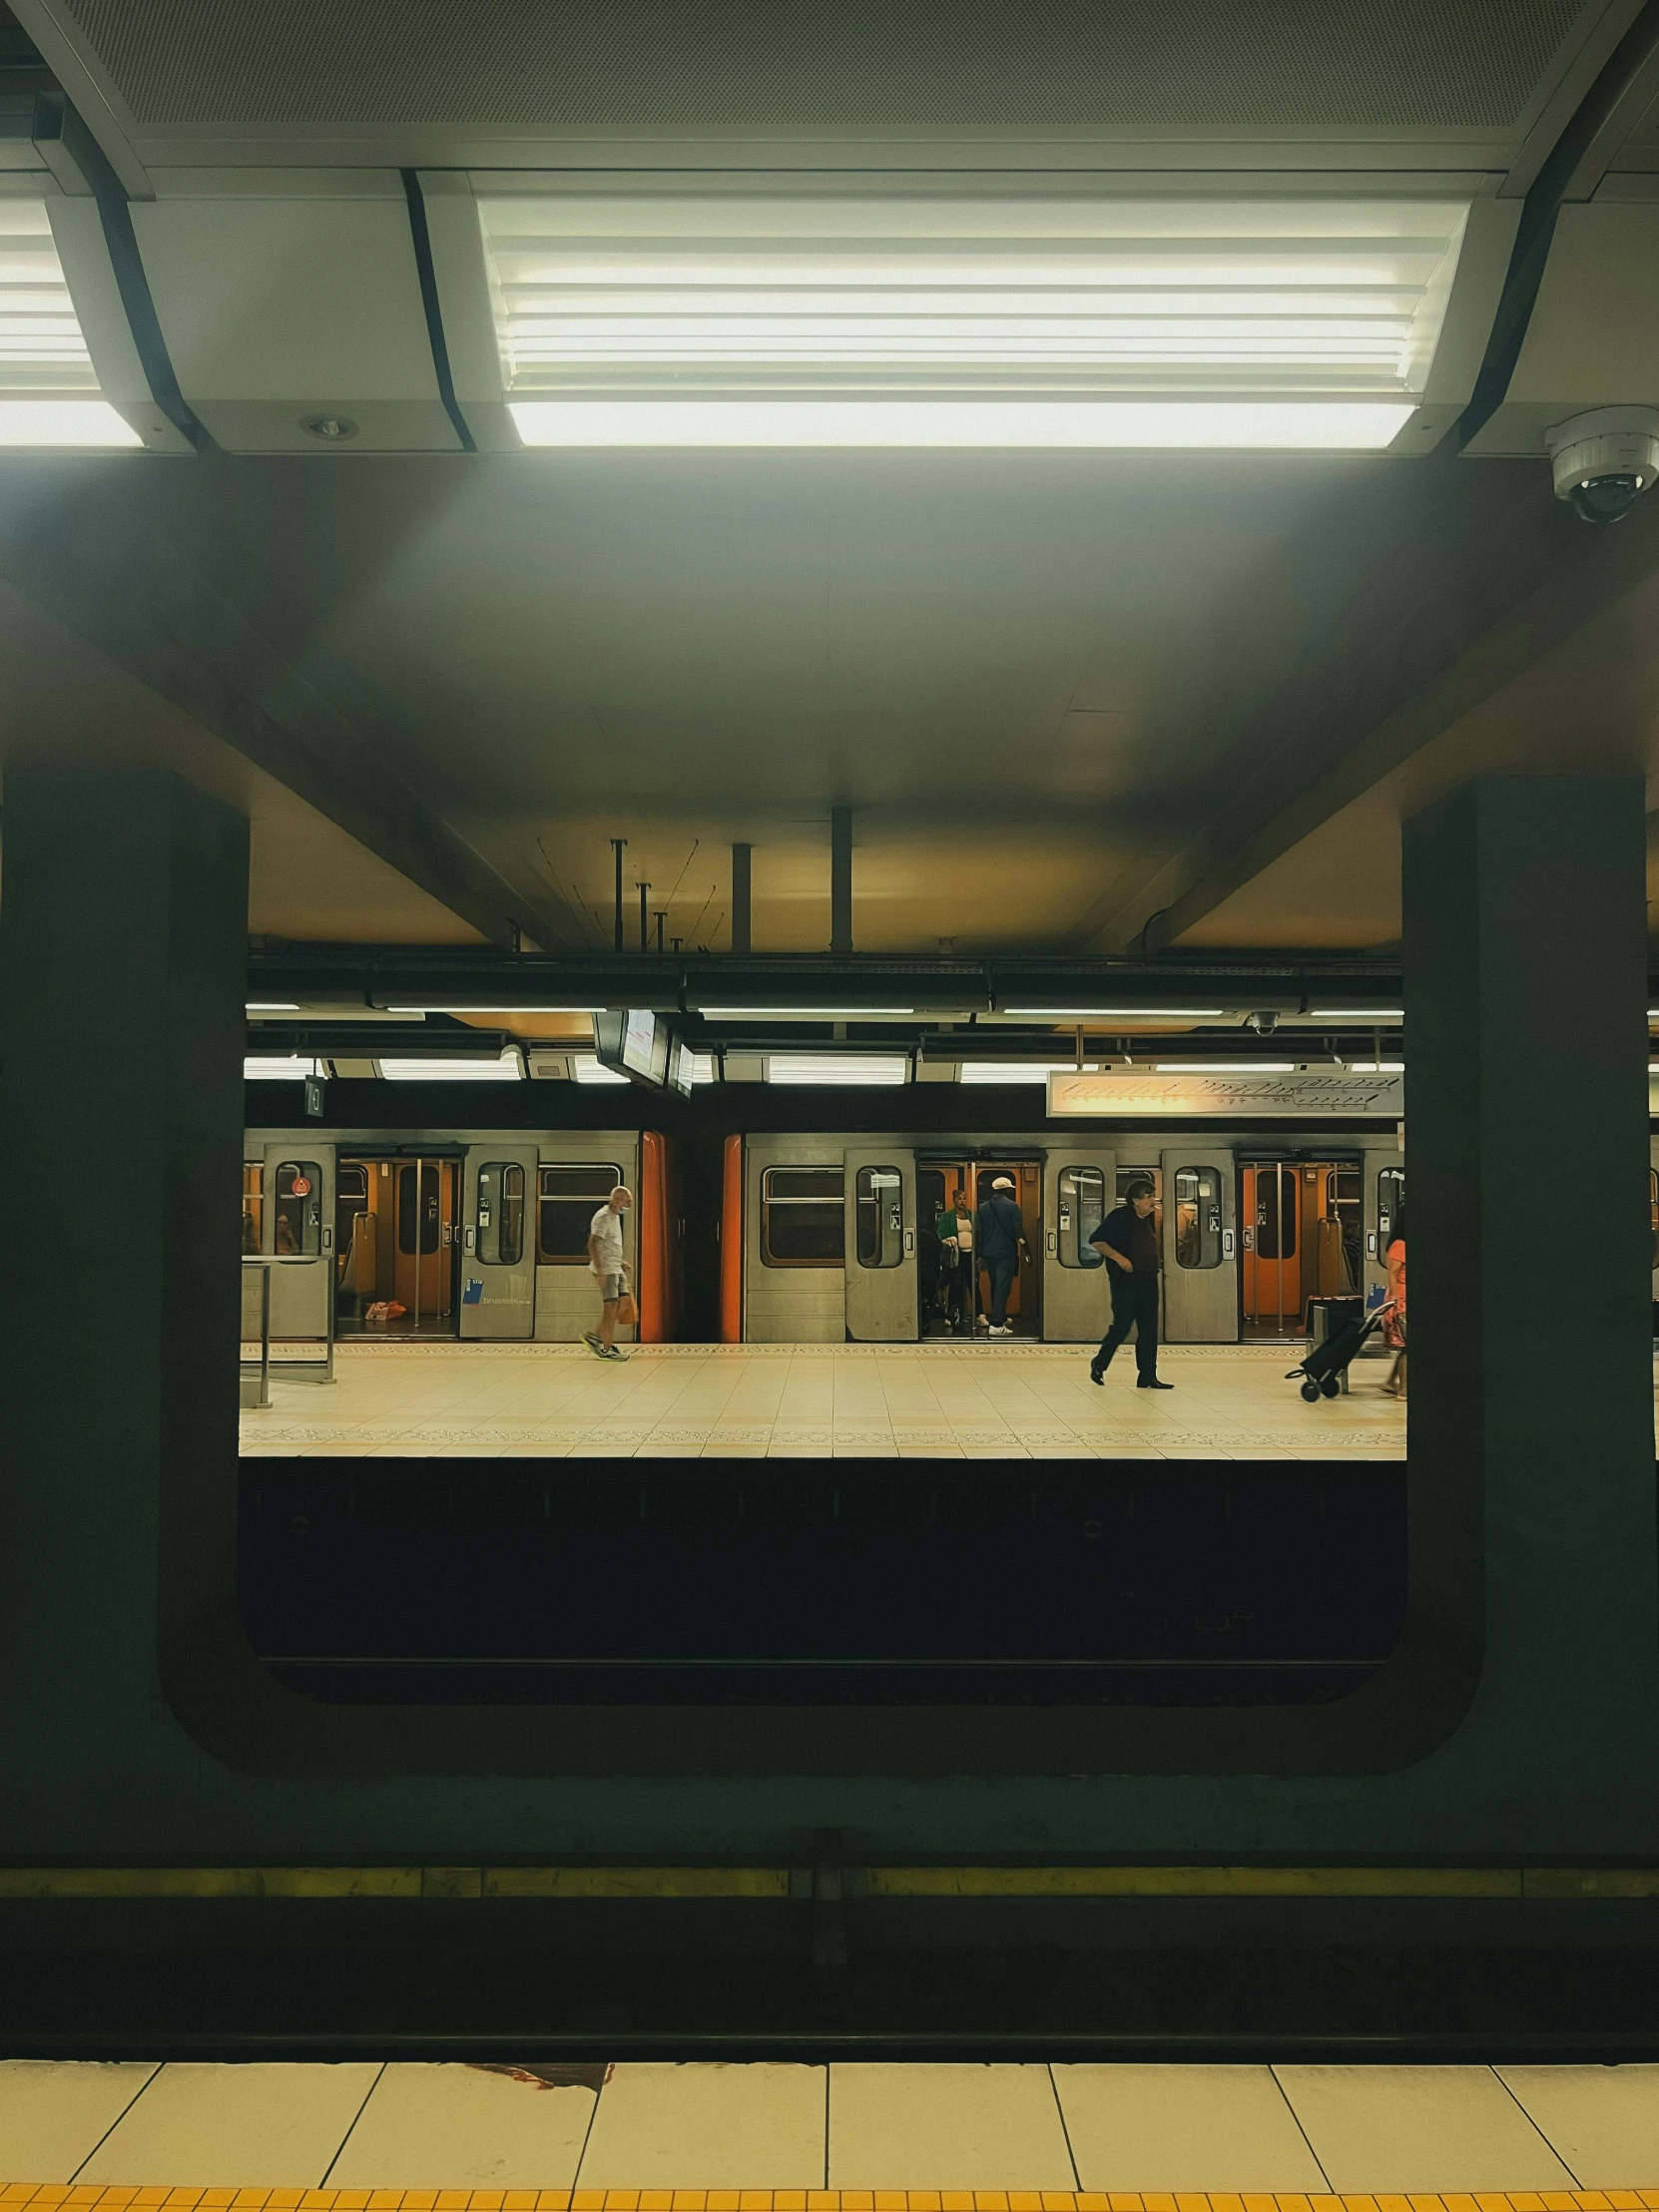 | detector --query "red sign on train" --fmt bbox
[289,1175,312,1198]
